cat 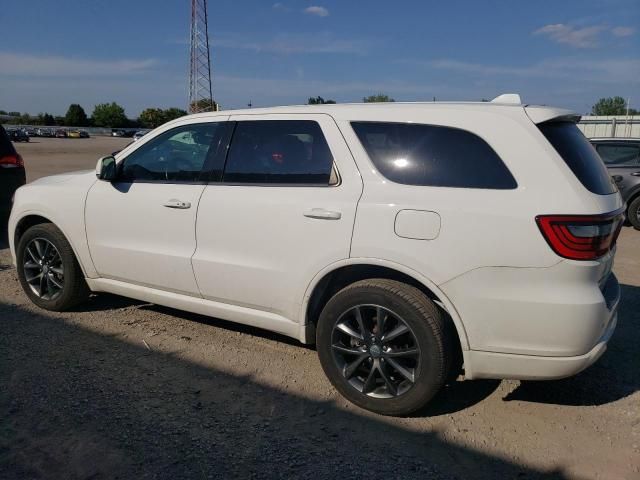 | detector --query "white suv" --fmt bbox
[8,97,623,415]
